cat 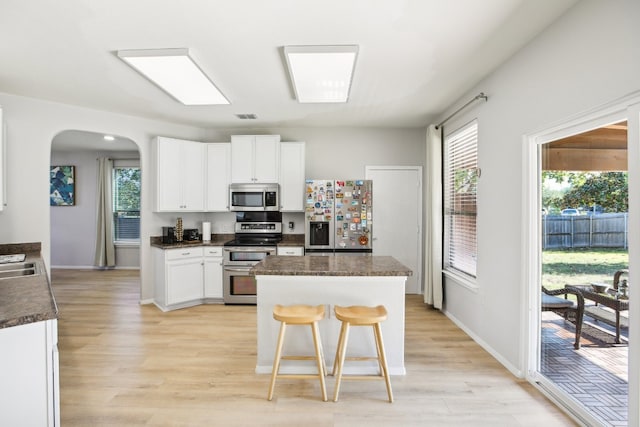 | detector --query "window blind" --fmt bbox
[444,121,478,277]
